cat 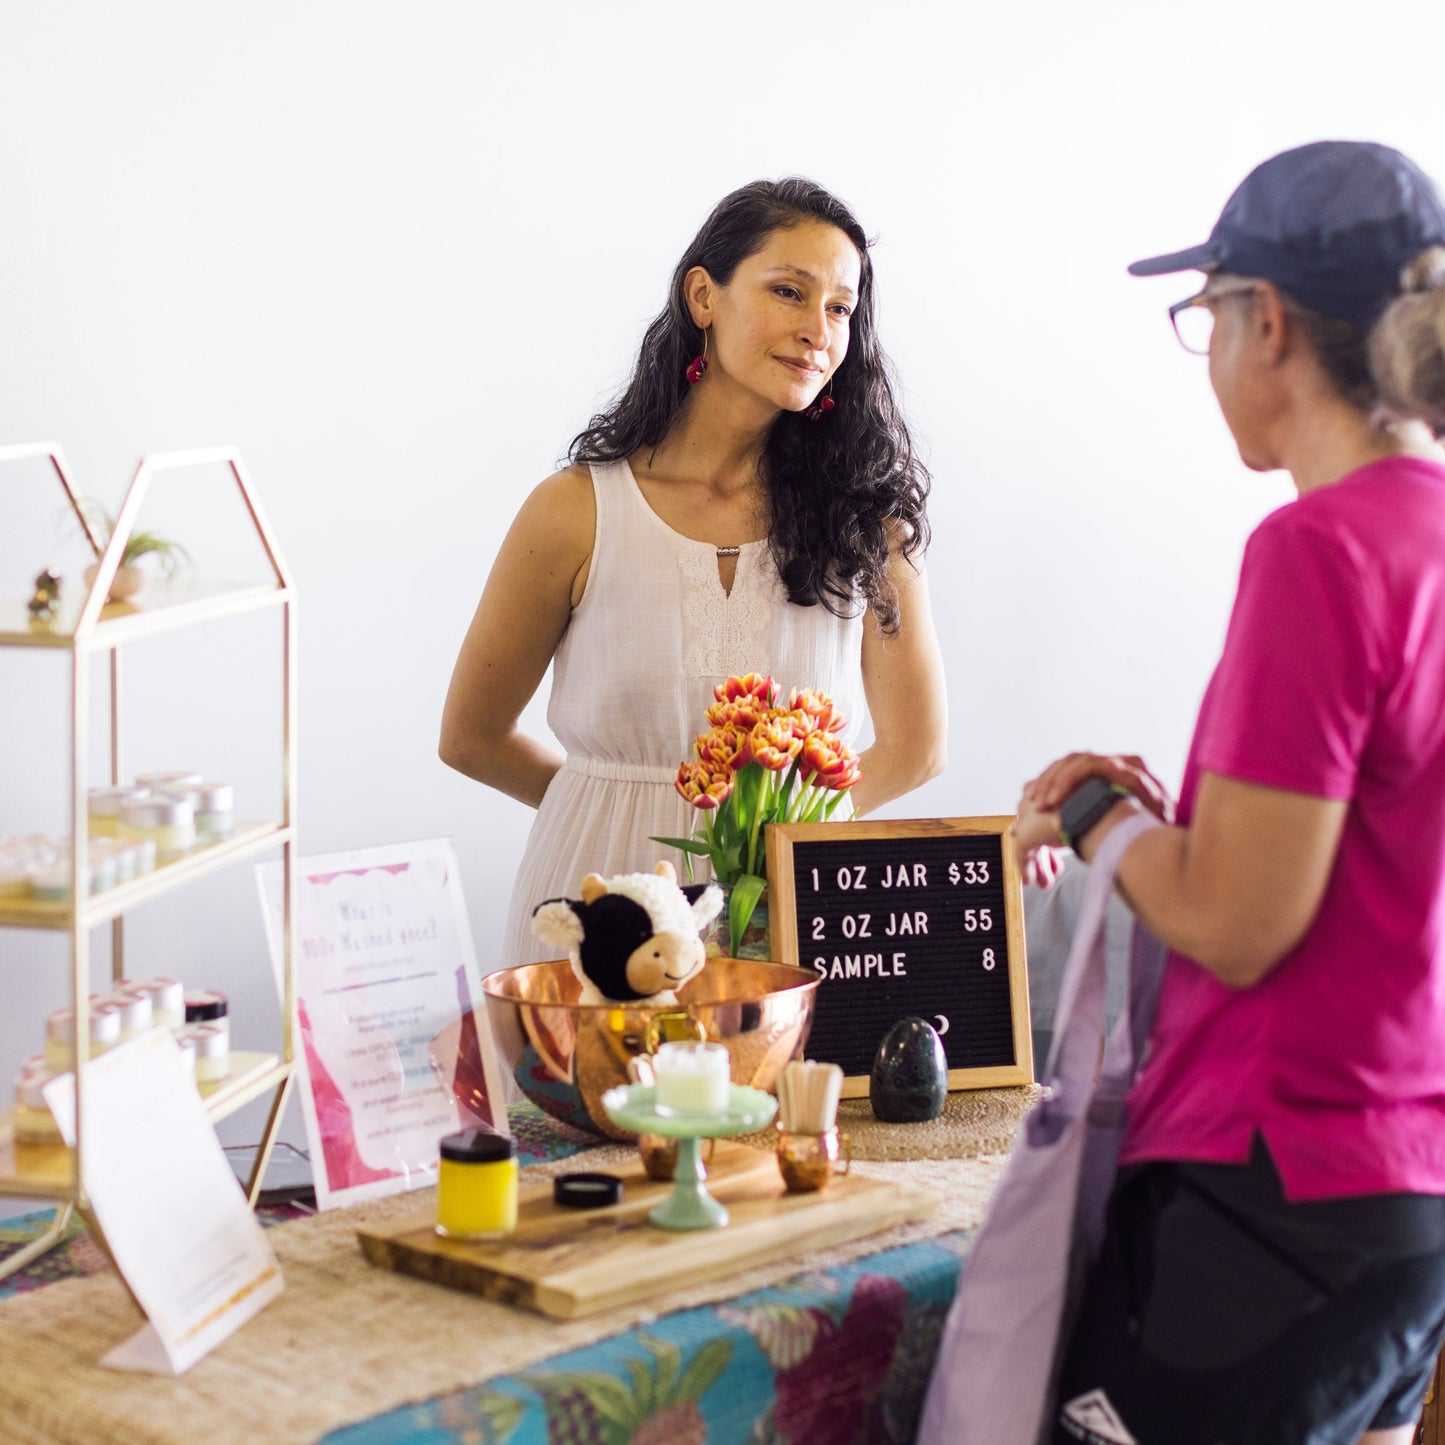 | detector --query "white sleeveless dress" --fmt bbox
[498,458,867,969]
